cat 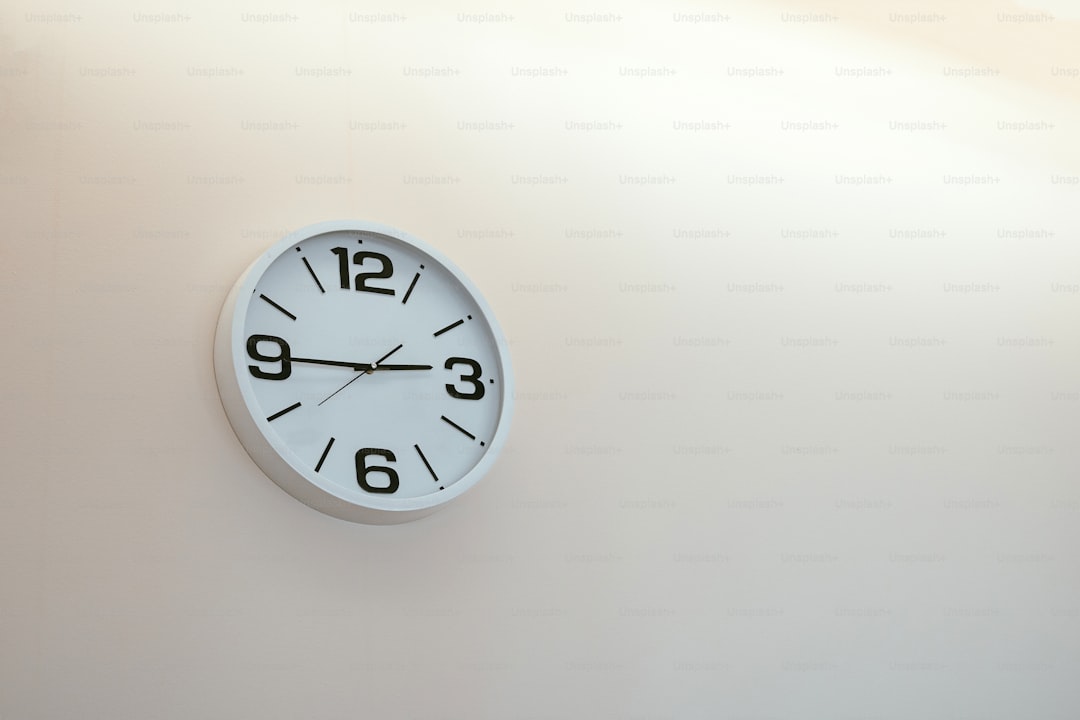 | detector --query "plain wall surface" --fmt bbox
[2,1,1079,717]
